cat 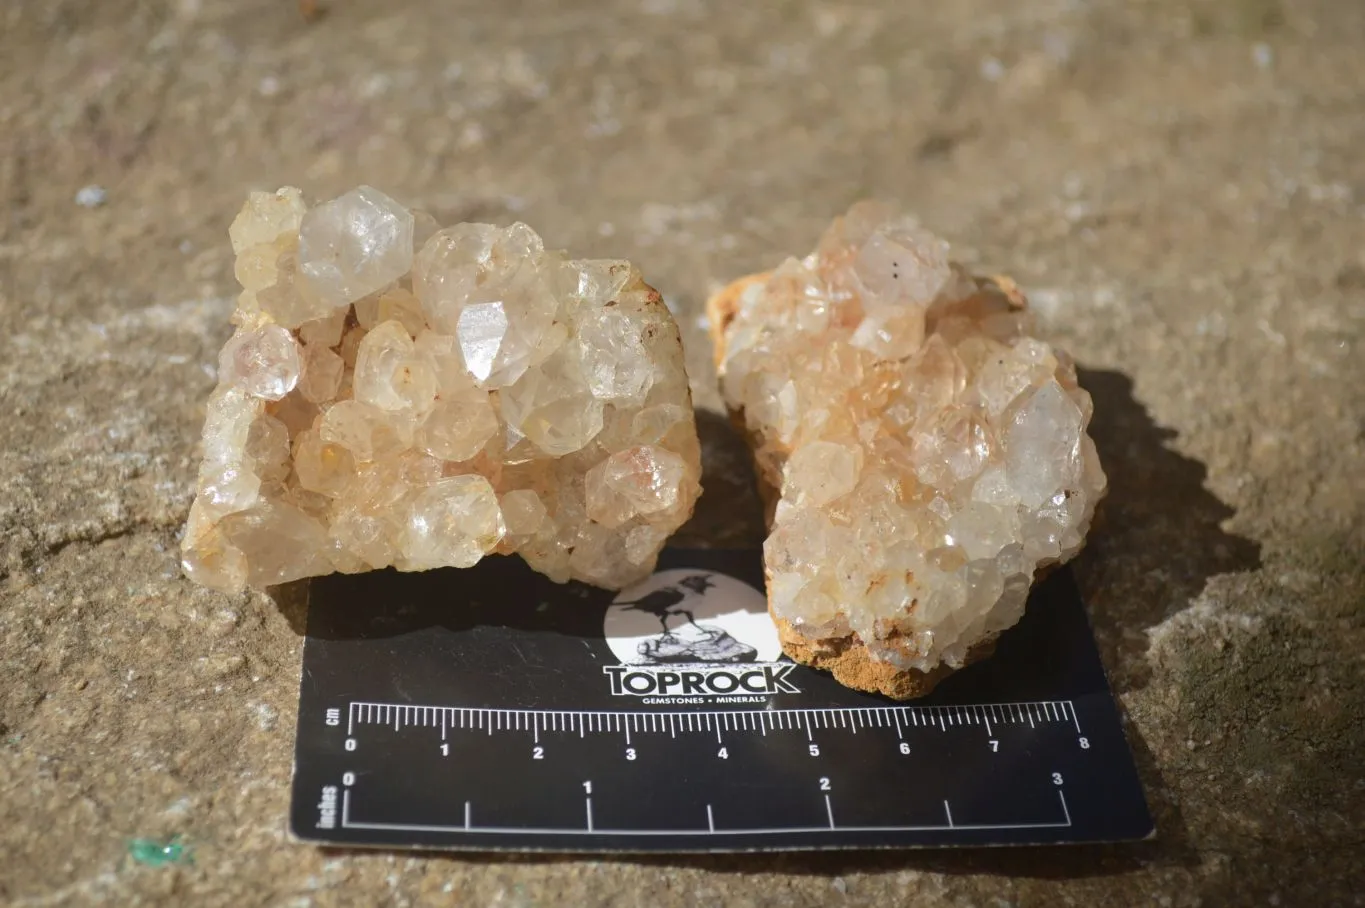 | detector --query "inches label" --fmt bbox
[290,549,1153,852]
